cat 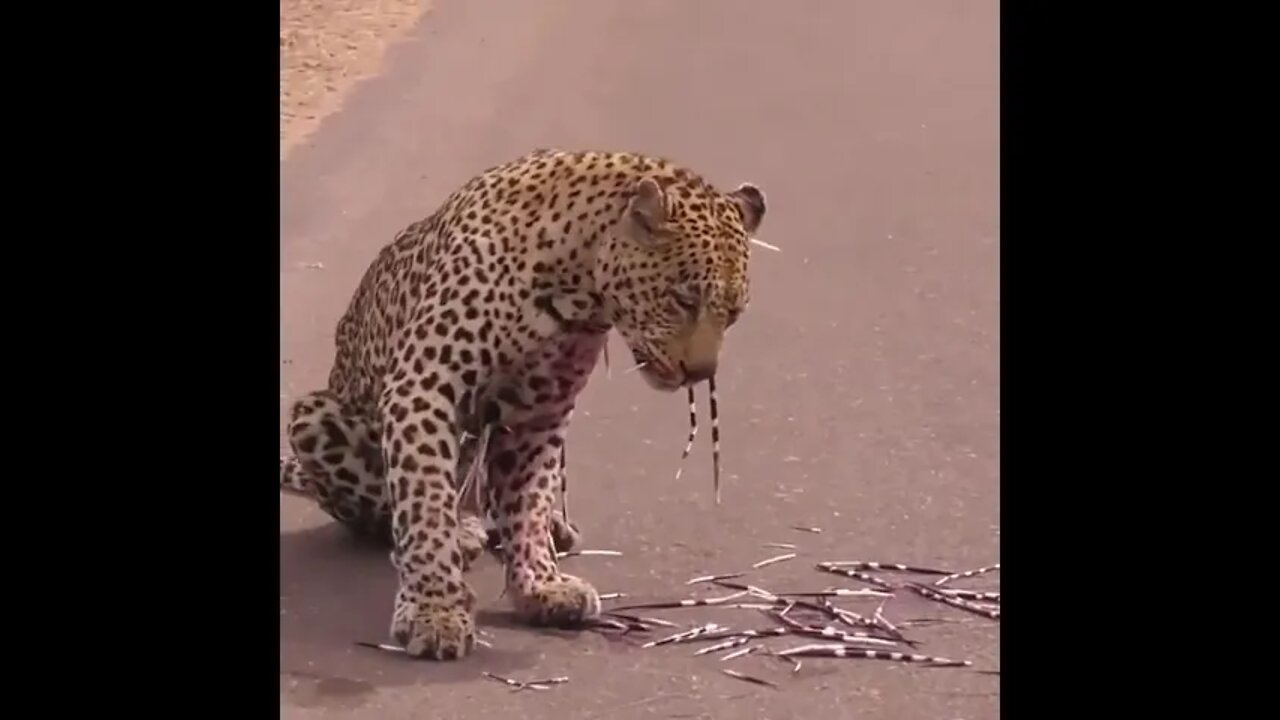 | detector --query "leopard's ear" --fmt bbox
[626,177,668,237]
[729,183,766,235]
